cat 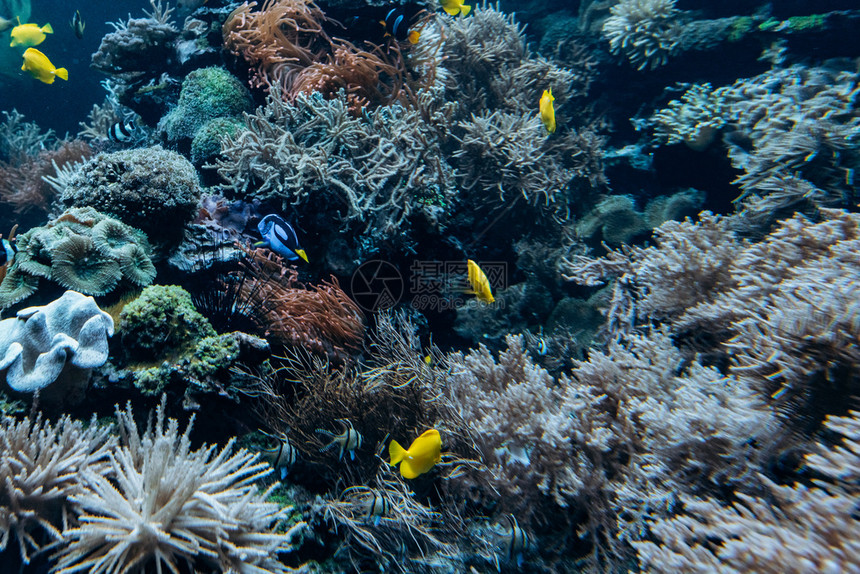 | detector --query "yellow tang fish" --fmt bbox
[389,429,442,478]
[467,259,494,304]
[540,88,556,134]
[10,21,53,48]
[21,48,68,84]
[440,0,471,17]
